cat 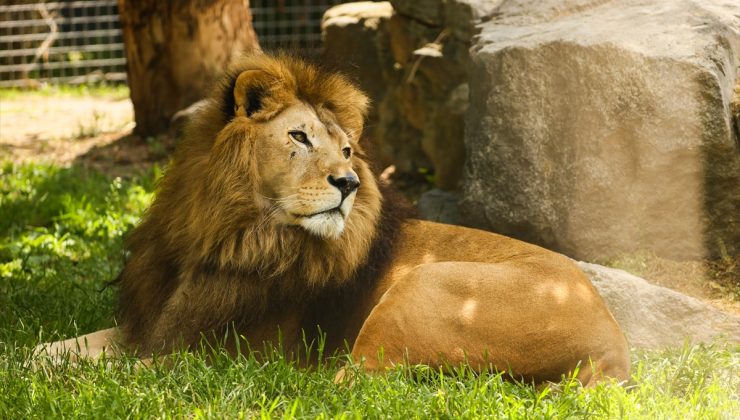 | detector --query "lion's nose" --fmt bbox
[328,173,360,200]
